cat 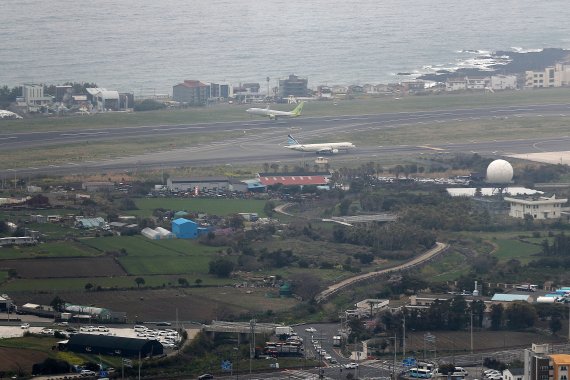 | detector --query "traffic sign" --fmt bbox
[122,358,133,368]
[221,360,232,372]
[402,358,417,367]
